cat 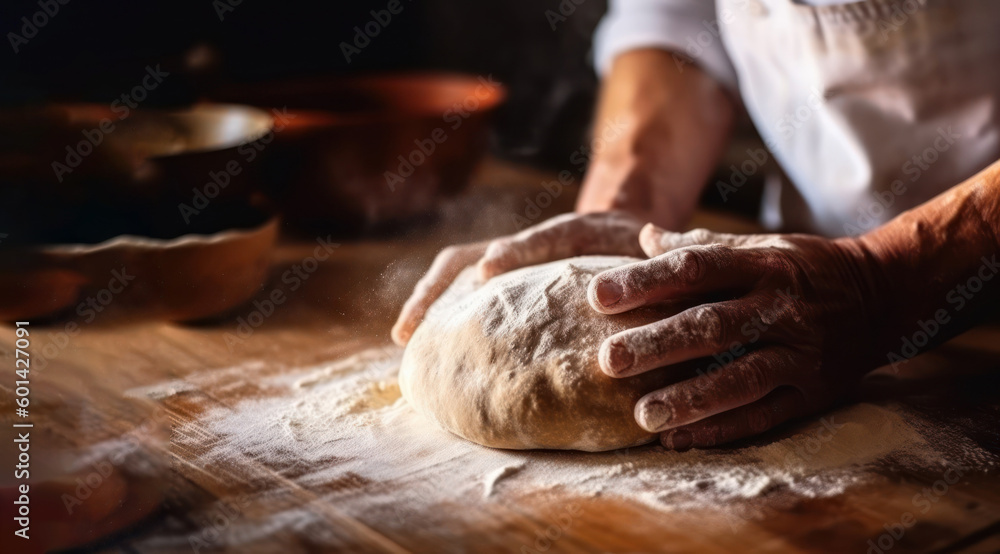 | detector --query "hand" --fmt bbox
[576,49,735,230]
[391,211,646,346]
[588,224,883,450]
